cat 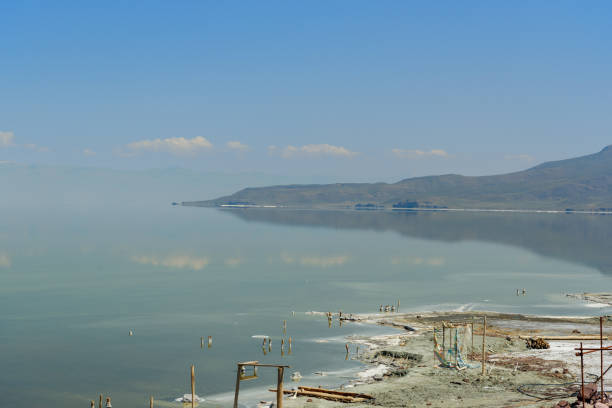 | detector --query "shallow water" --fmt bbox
[1,205,611,407]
